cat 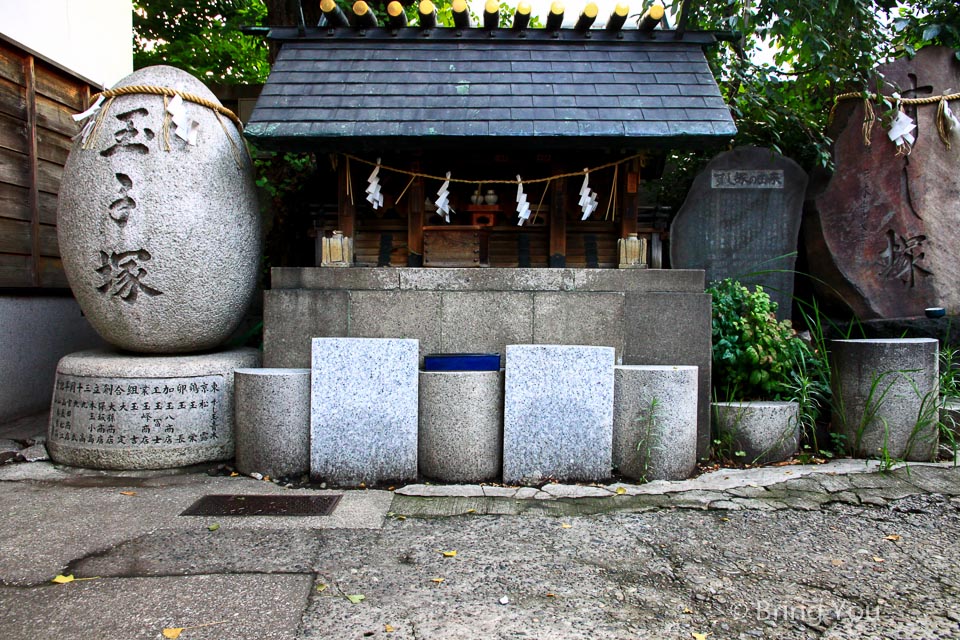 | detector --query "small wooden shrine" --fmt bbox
[245,0,736,268]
